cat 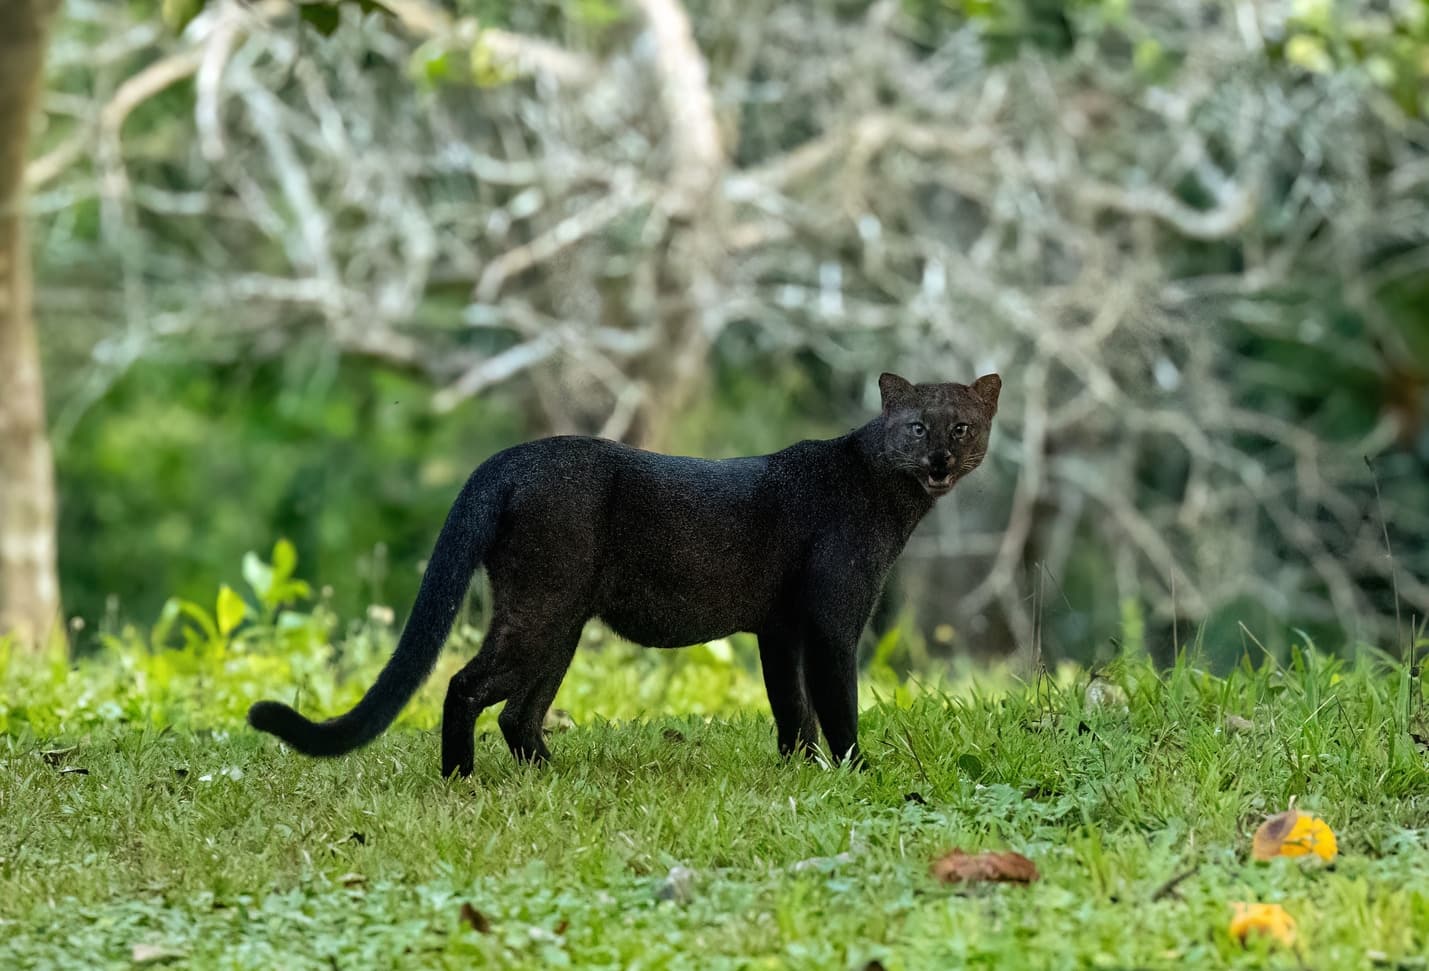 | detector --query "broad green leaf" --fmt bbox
[272,579,314,606]
[174,599,219,643]
[151,597,183,650]
[243,552,273,601]
[272,538,297,584]
[217,585,247,637]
